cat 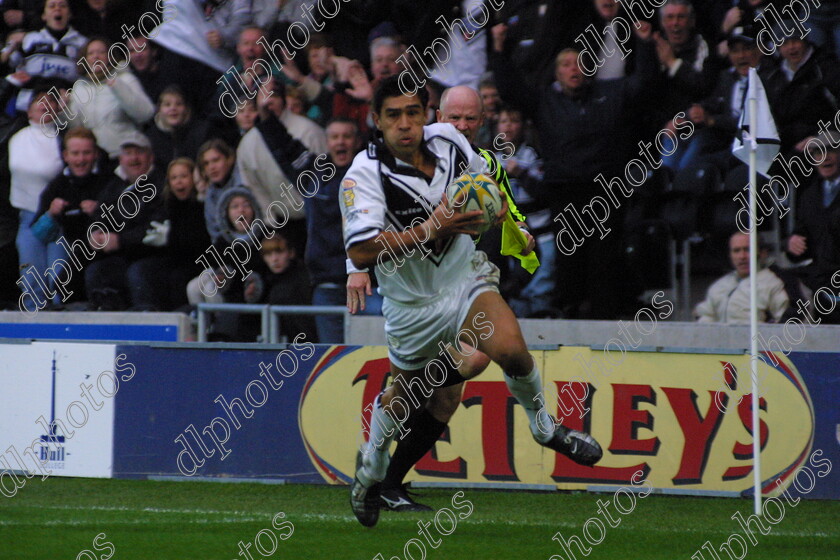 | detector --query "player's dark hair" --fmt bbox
[372,75,429,115]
